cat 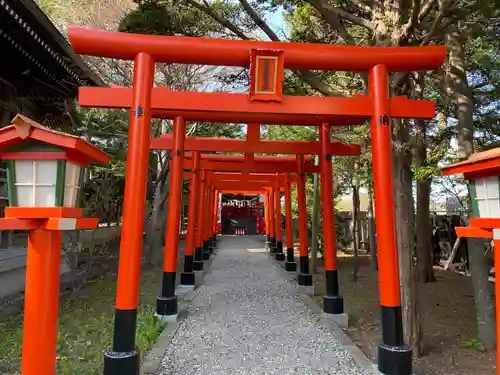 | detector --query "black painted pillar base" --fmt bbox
[323,295,344,314]
[275,241,285,261]
[299,256,310,274]
[377,305,411,374]
[180,272,195,286]
[103,349,140,375]
[104,308,139,375]
[180,254,195,286]
[194,247,204,270]
[323,269,343,314]
[156,295,178,316]
[270,237,277,253]
[377,344,412,375]
[275,241,283,253]
[297,273,313,286]
[156,271,177,317]
[284,261,297,272]
[183,255,193,272]
[202,241,210,260]
[193,261,204,271]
